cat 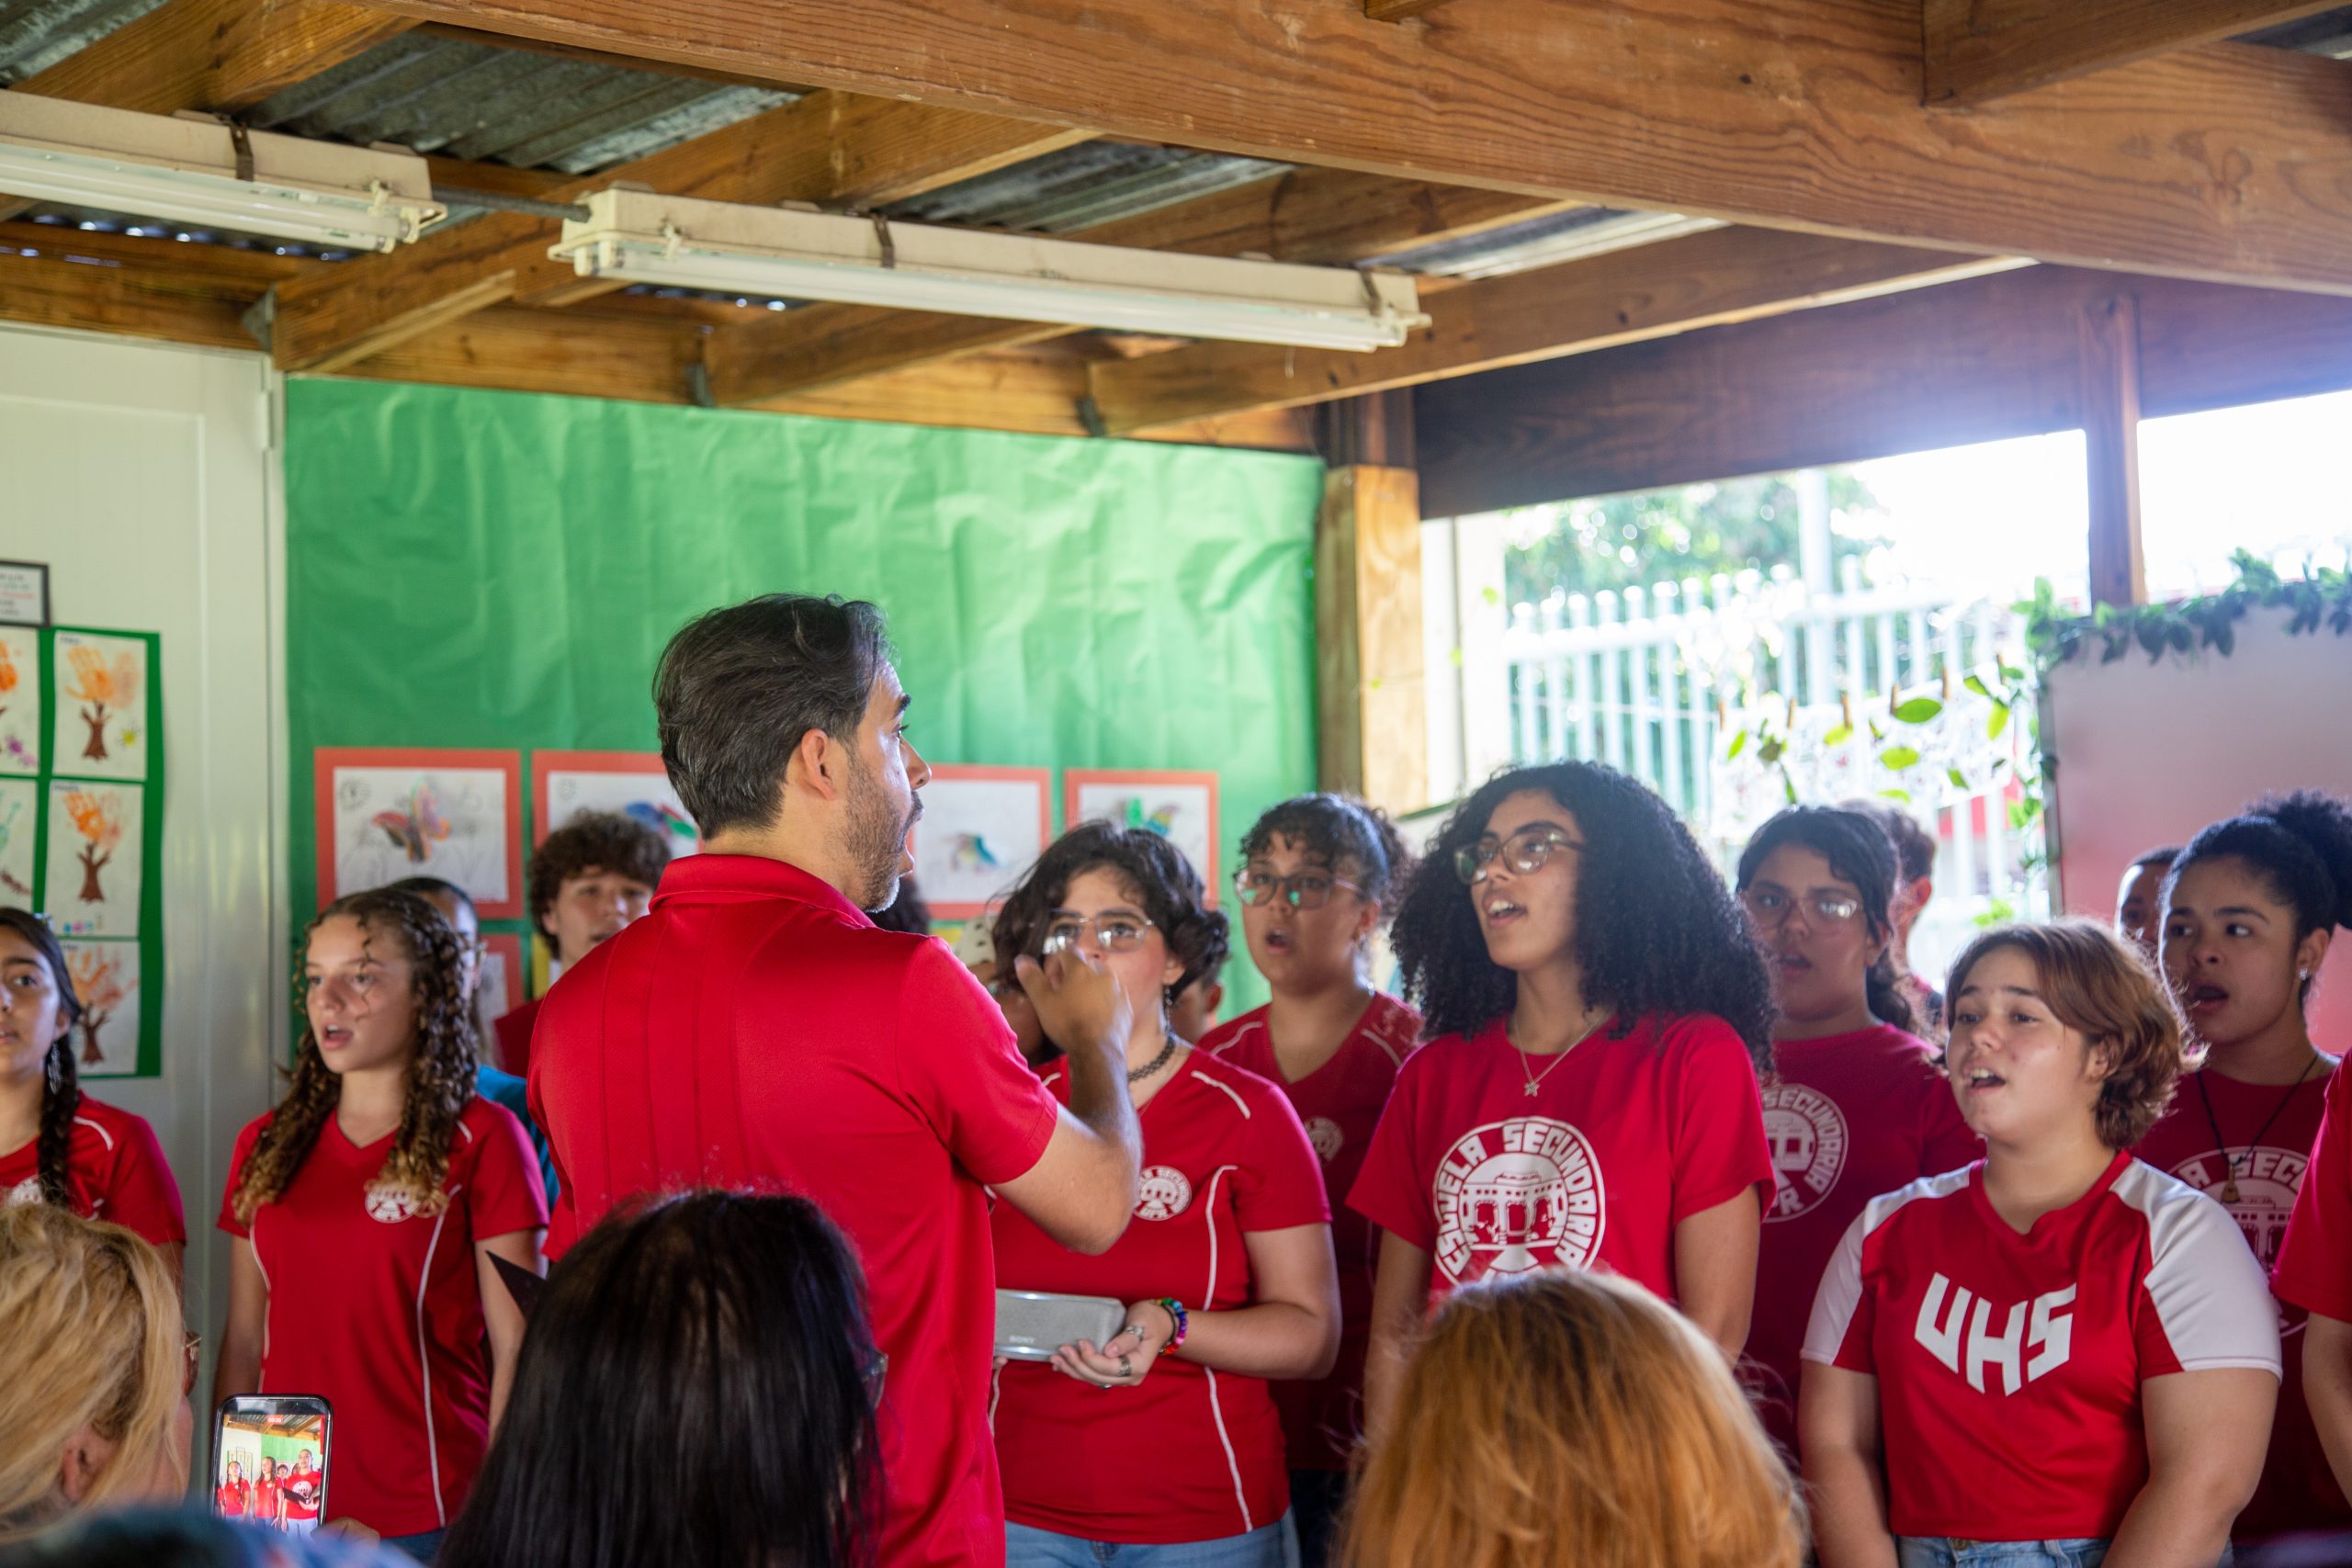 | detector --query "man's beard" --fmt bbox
[845,757,917,912]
